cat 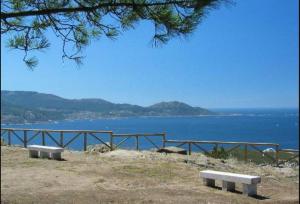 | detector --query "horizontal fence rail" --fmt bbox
[1,128,113,151]
[278,149,299,165]
[1,128,299,166]
[165,139,299,166]
[0,128,113,133]
[111,133,166,150]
